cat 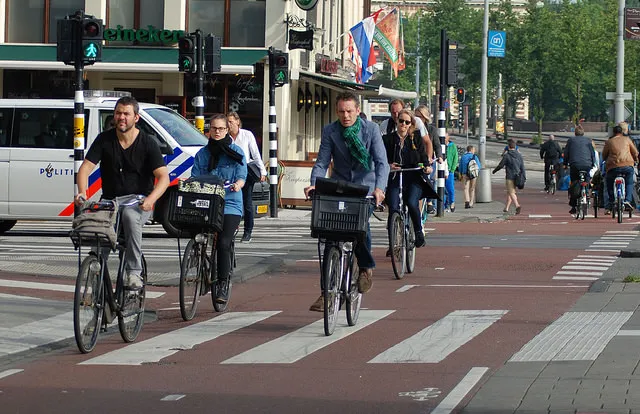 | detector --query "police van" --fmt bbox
[0,90,209,236]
